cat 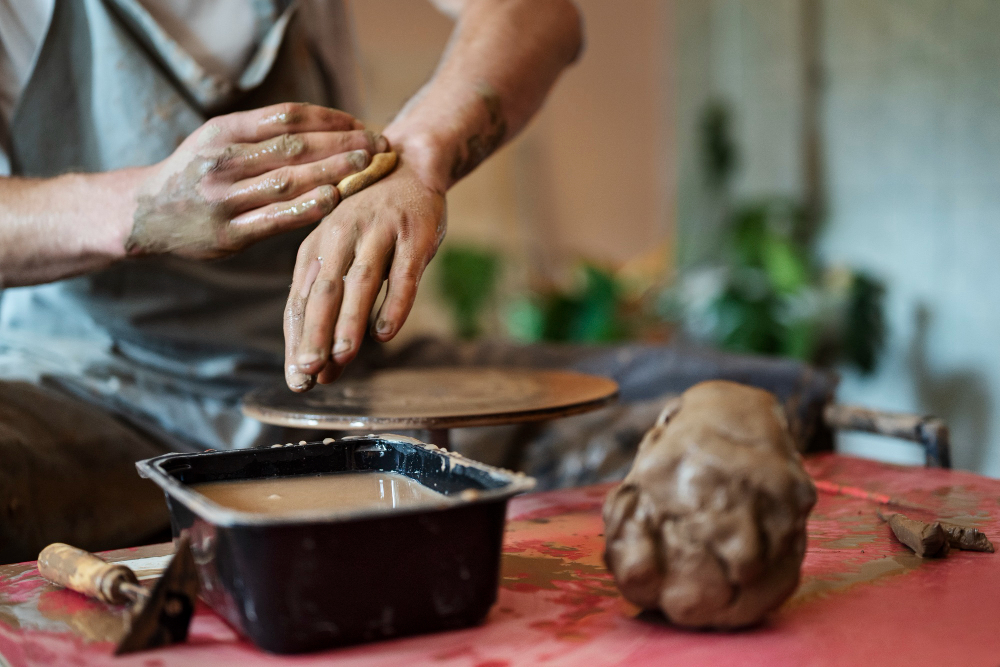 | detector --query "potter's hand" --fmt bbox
[283,161,446,391]
[126,103,389,258]
[278,0,583,390]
